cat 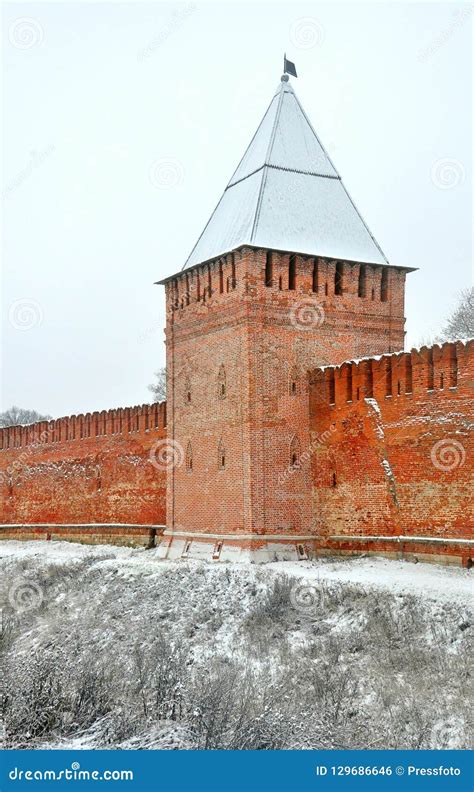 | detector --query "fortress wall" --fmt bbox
[309,340,473,564]
[0,402,167,544]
